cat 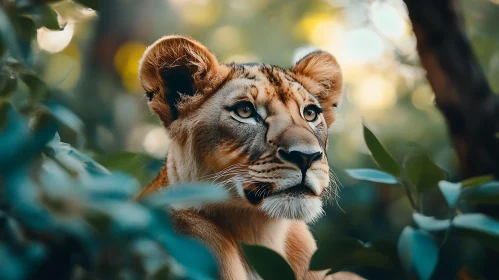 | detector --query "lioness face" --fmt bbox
[139,36,343,223]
